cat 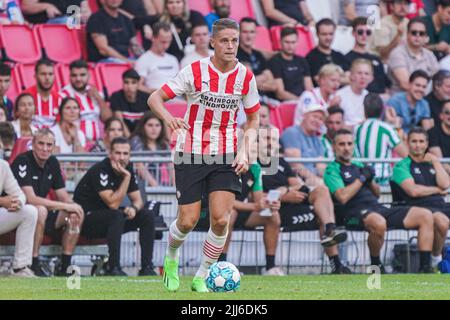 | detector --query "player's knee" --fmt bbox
[211,216,229,231]
[366,215,386,235]
[270,211,281,228]
[433,213,450,234]
[417,208,433,227]
[178,216,197,232]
